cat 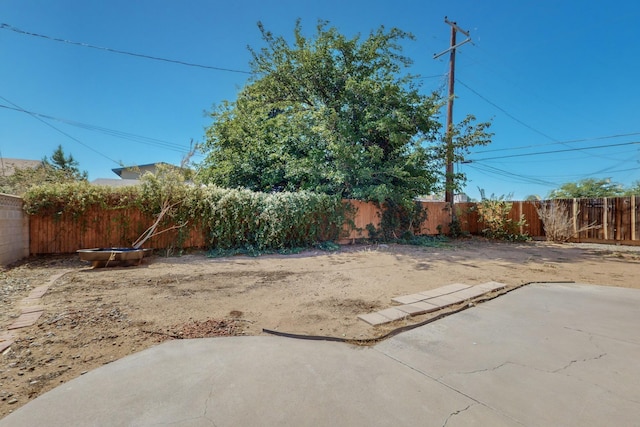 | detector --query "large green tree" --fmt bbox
[199,20,491,203]
[548,178,625,199]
